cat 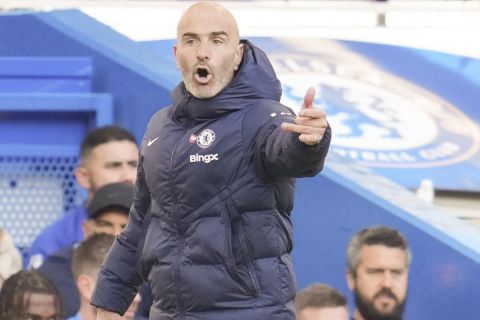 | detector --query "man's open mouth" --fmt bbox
[194,66,212,84]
